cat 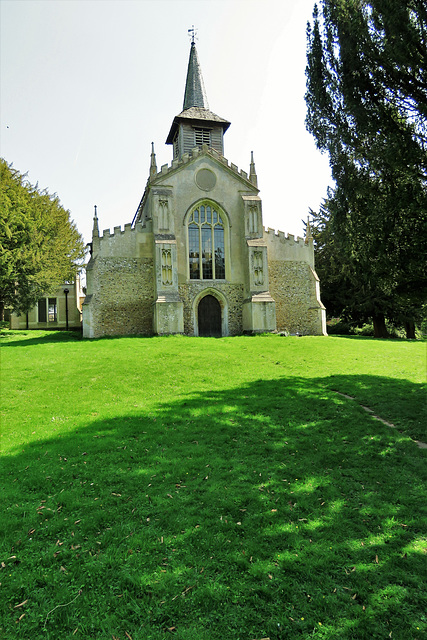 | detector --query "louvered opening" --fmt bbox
[210,129,223,154]
[194,127,211,147]
[173,132,179,159]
